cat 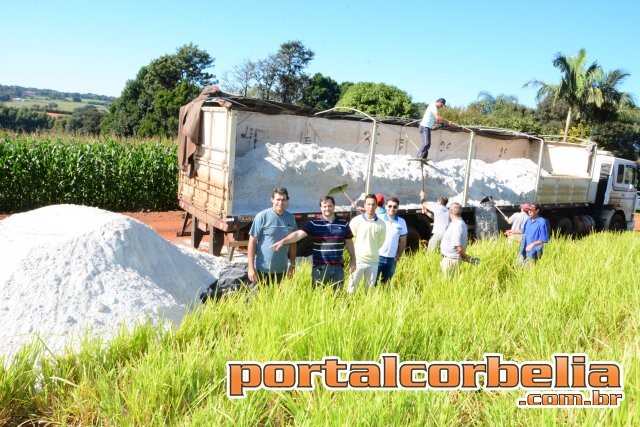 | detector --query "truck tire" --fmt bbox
[609,213,625,231]
[572,215,595,236]
[550,216,573,236]
[405,225,422,253]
